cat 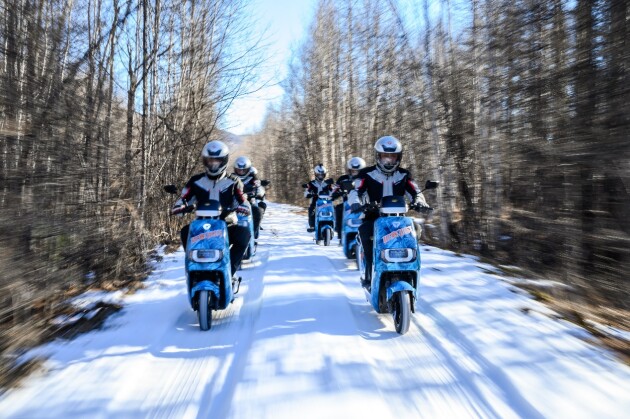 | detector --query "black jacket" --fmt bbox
[173,172,249,219]
[348,165,426,207]
[237,172,264,200]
